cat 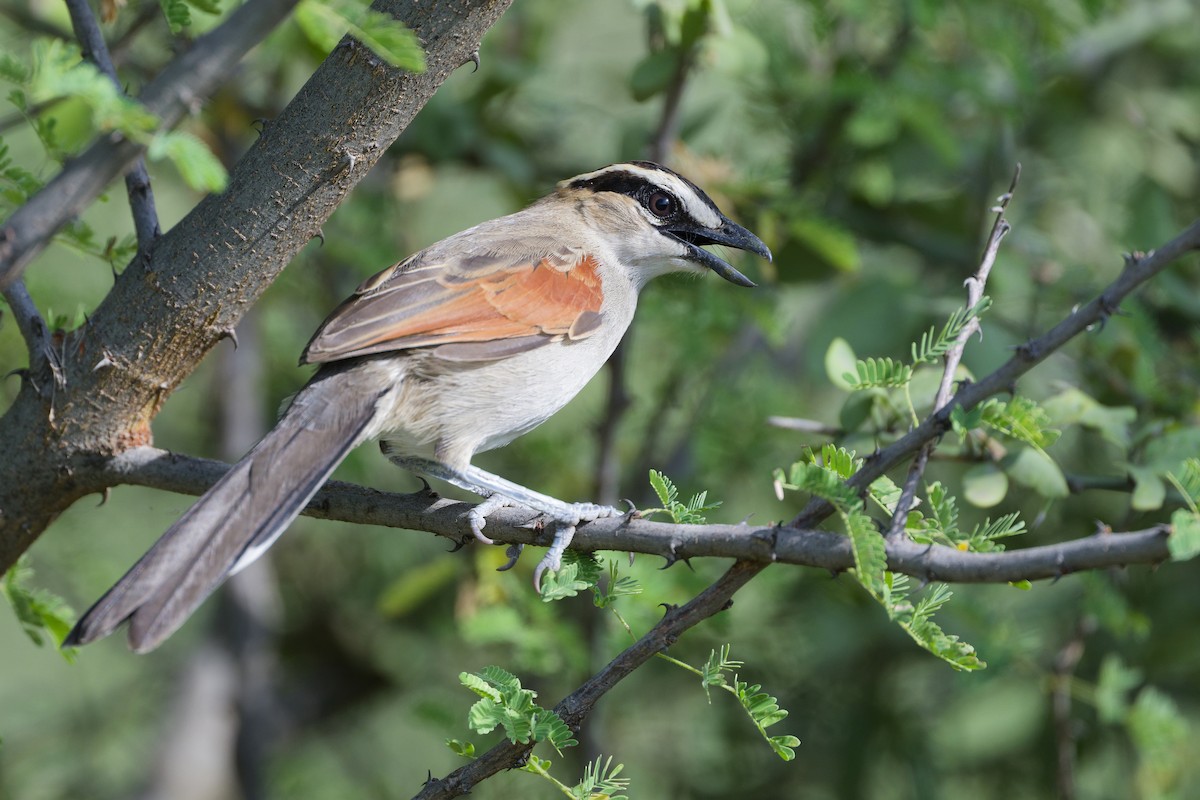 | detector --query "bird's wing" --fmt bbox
[301,241,606,365]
